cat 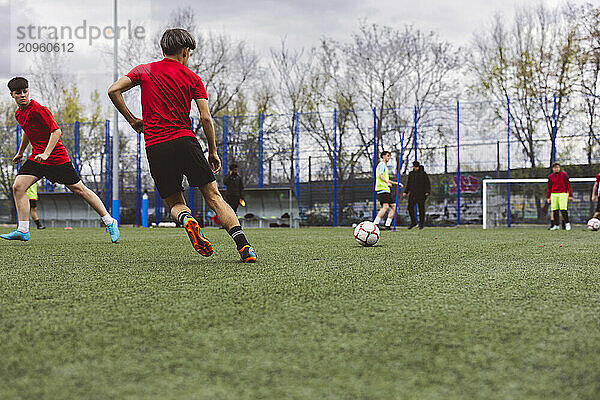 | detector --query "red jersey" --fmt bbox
[547,171,572,198]
[15,100,70,165]
[126,58,208,147]
[596,173,600,197]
